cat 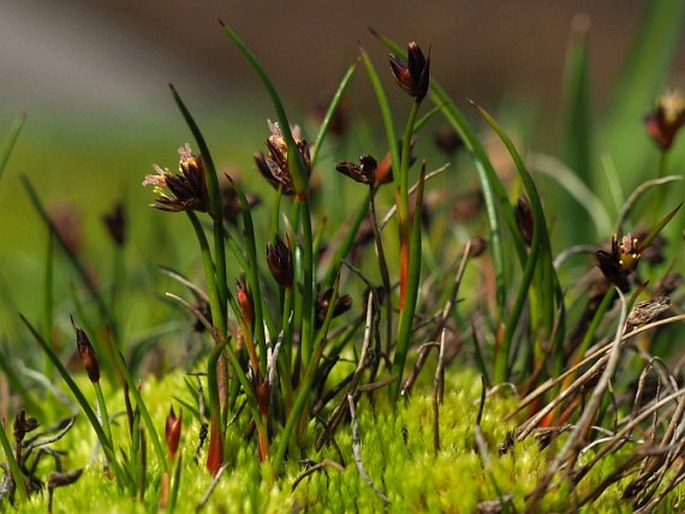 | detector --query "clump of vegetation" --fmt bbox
[2,1,685,512]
